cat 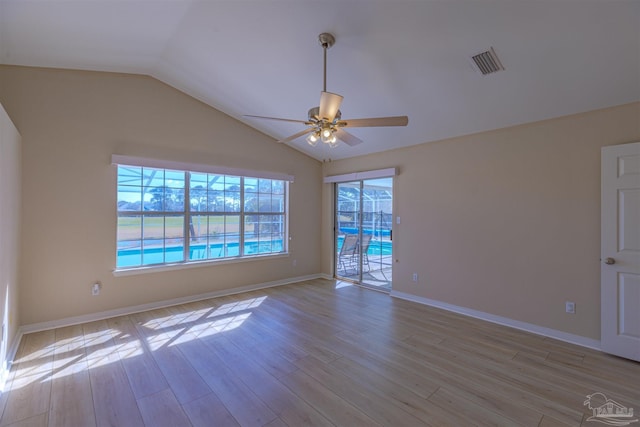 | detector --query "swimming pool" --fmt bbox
[117,240,284,268]
[117,236,391,268]
[336,236,392,256]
